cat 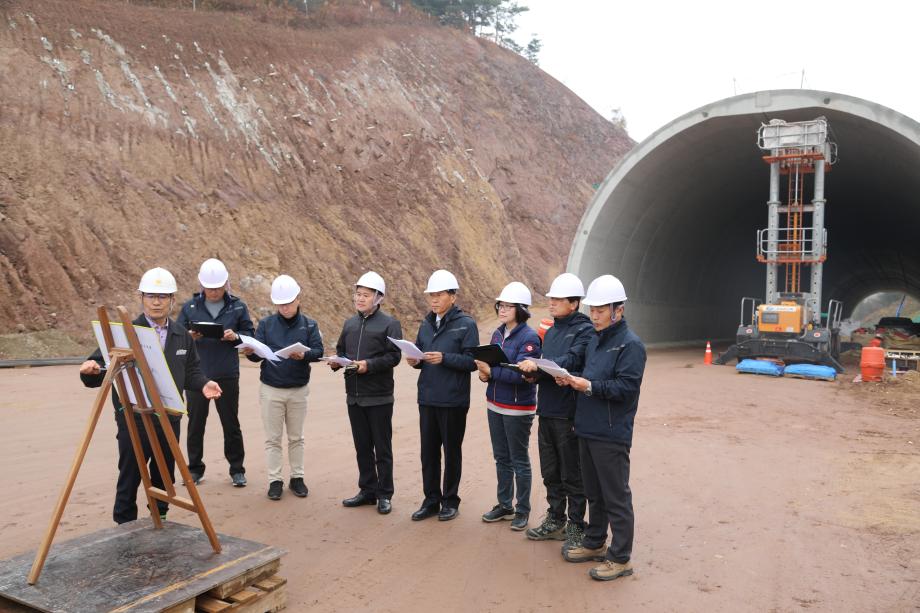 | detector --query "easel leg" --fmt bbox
[120,406,164,529]
[27,367,116,585]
